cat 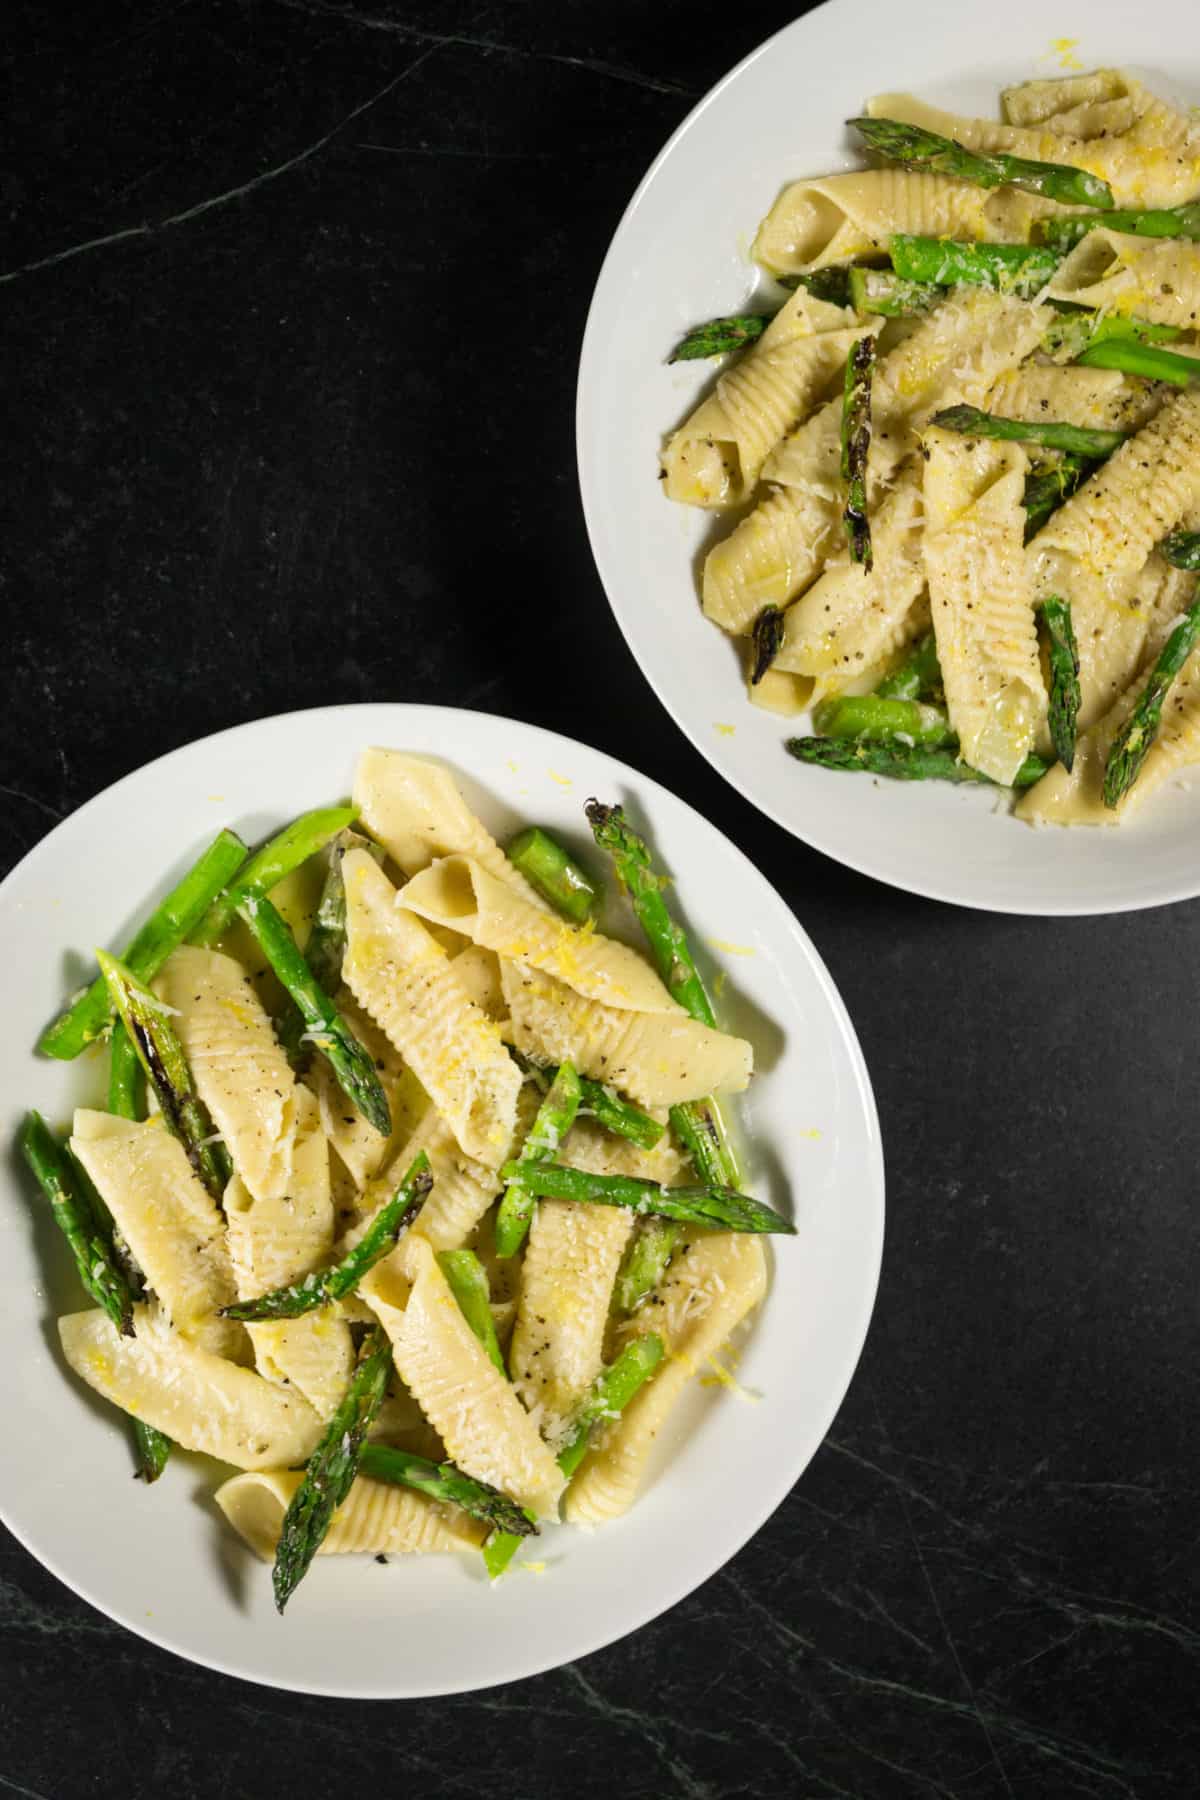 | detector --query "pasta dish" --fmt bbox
[662,69,1200,825]
[20,752,785,1610]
